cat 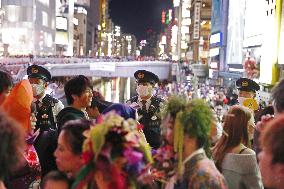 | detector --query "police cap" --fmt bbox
[134,70,159,85]
[27,65,51,82]
[236,78,260,92]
